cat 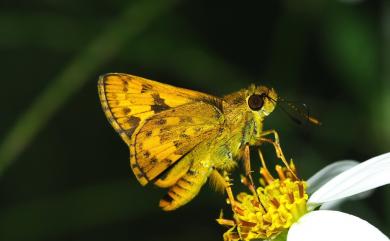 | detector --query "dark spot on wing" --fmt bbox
[151,104,170,113]
[125,116,141,136]
[159,132,171,142]
[157,118,167,125]
[123,107,131,115]
[141,83,153,93]
[145,130,152,137]
[144,151,151,158]
[173,140,181,148]
[150,157,157,164]
[151,93,170,113]
[119,74,130,85]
